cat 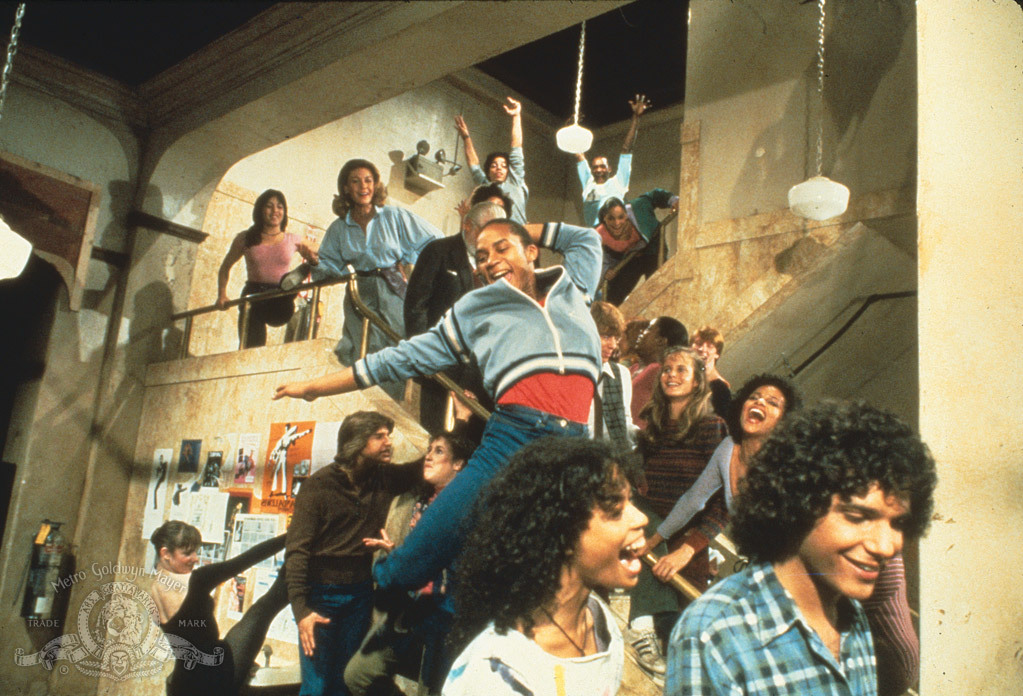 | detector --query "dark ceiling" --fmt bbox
[0,0,686,128]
